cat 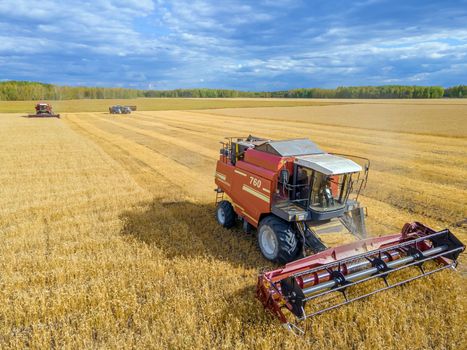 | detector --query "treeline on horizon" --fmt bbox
[0,80,465,100]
